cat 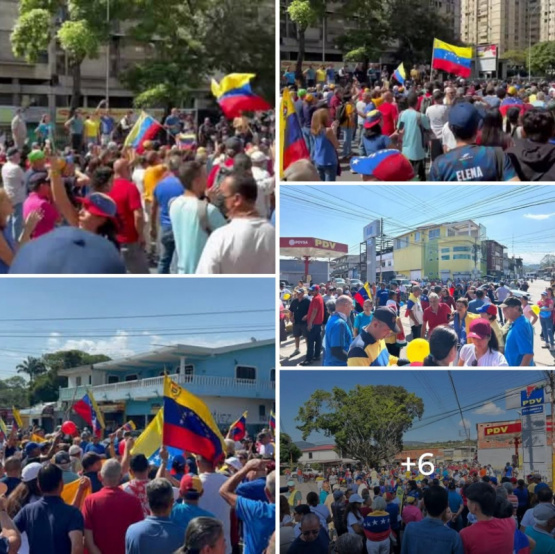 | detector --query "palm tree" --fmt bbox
[16,357,47,383]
